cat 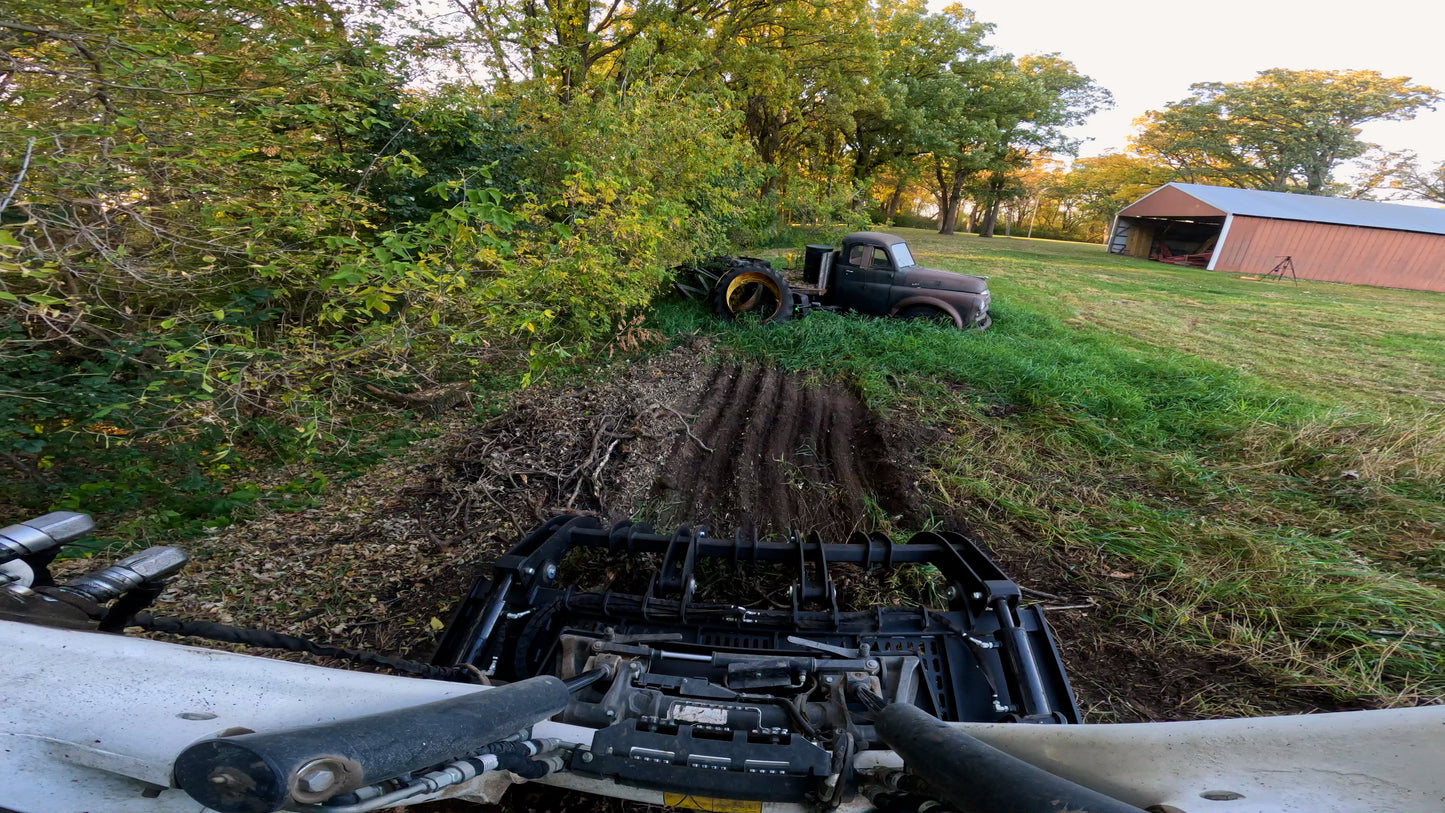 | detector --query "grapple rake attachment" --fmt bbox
[431,516,1078,803]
